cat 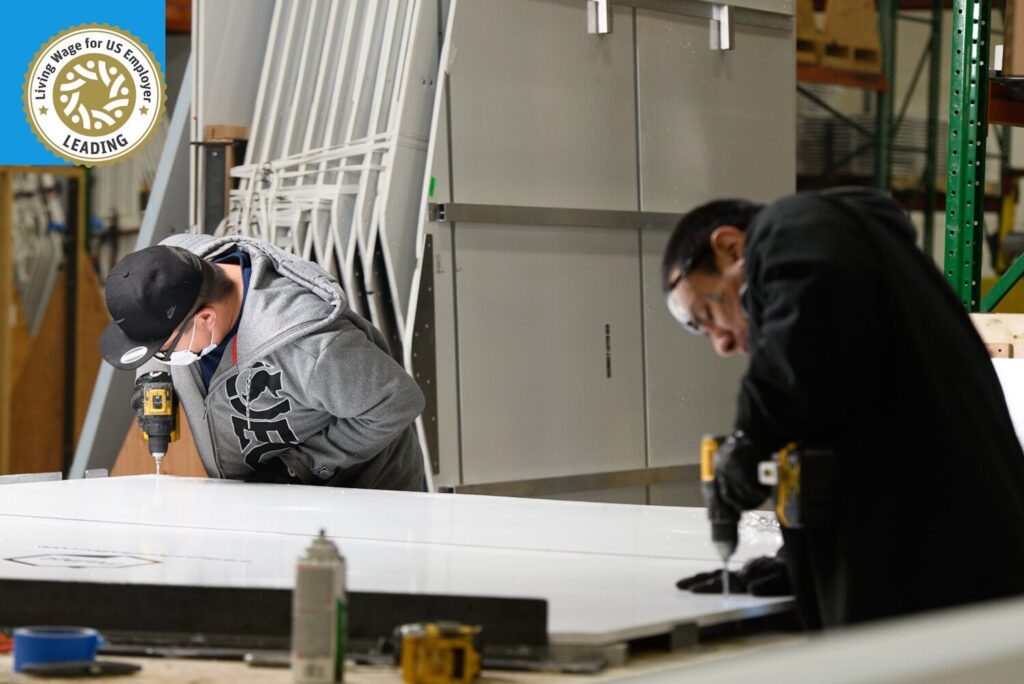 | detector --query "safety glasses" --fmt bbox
[664,242,712,336]
[153,314,196,362]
